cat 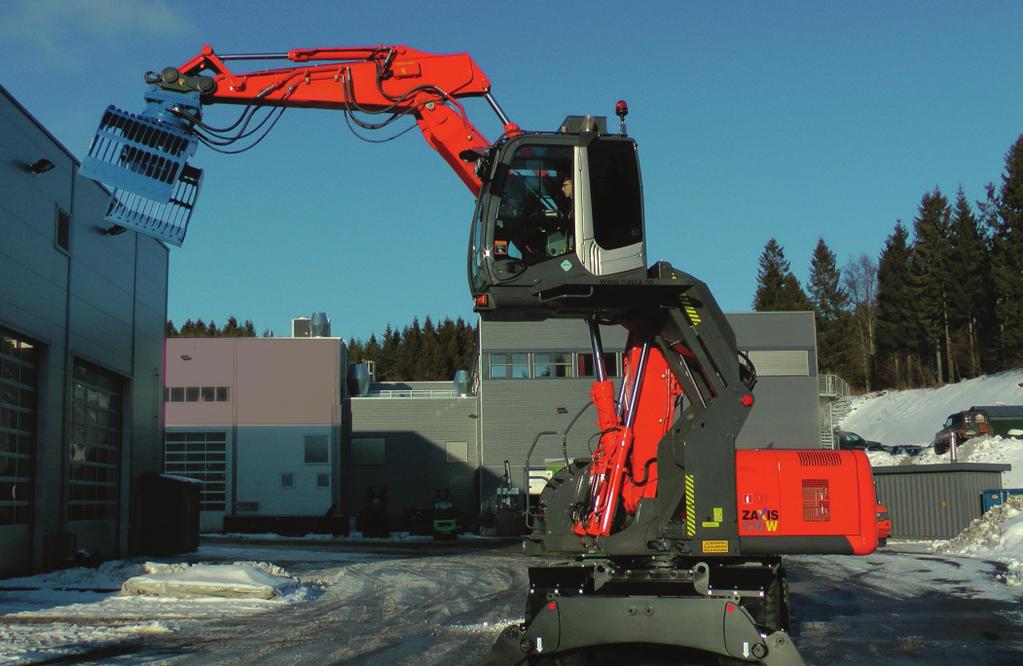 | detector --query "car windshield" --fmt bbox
[847,433,861,442]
